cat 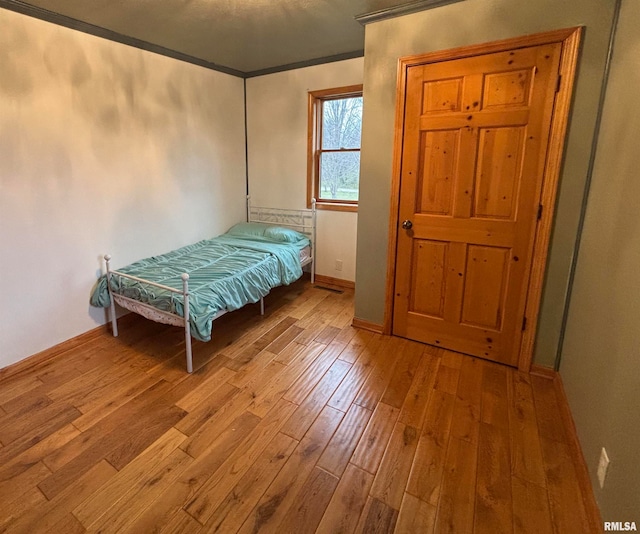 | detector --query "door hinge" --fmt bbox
[522,317,527,331]
[537,204,543,221]
[556,75,562,93]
